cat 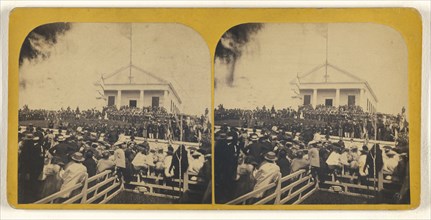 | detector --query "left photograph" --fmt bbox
[17,23,212,204]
